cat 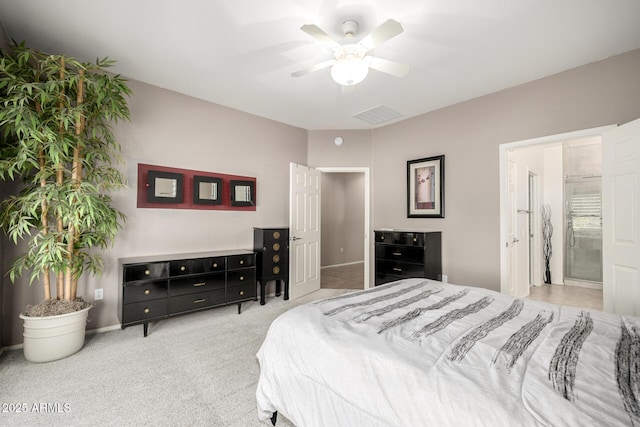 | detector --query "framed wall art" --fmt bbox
[407,155,444,218]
